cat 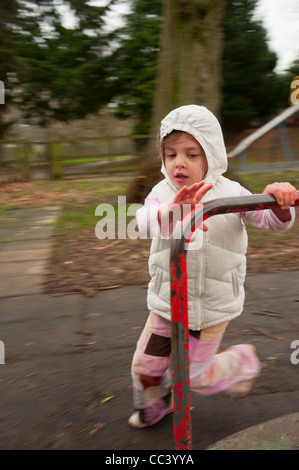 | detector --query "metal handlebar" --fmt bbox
[170,191,299,450]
